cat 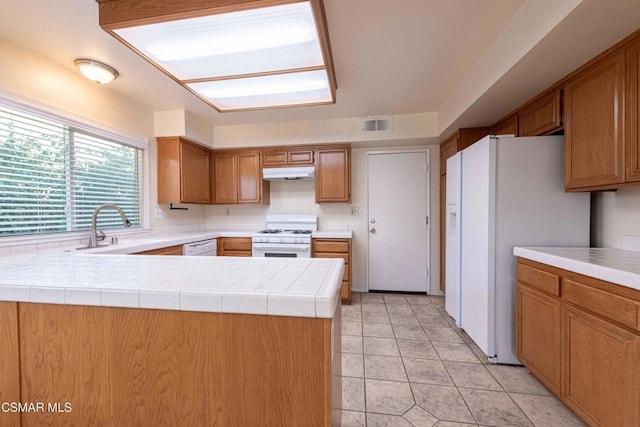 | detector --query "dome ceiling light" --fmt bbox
[96,0,337,112]
[74,58,119,84]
